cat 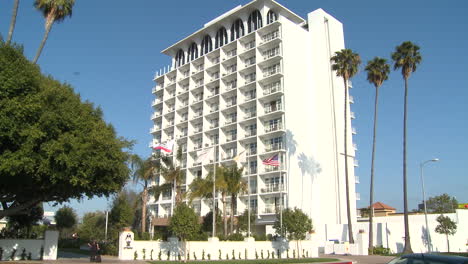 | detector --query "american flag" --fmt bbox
[262,154,280,166]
